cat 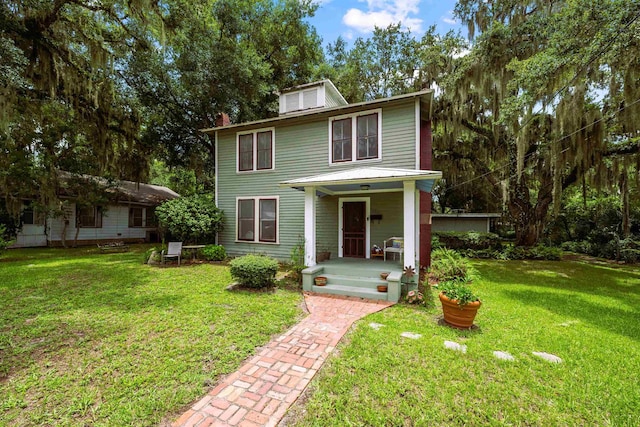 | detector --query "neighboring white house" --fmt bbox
[10,176,179,248]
